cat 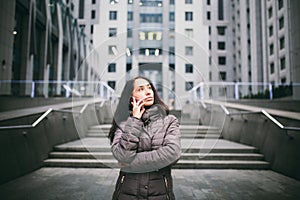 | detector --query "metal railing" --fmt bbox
[200,101,300,138]
[0,80,116,100]
[189,82,299,100]
[0,100,105,130]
